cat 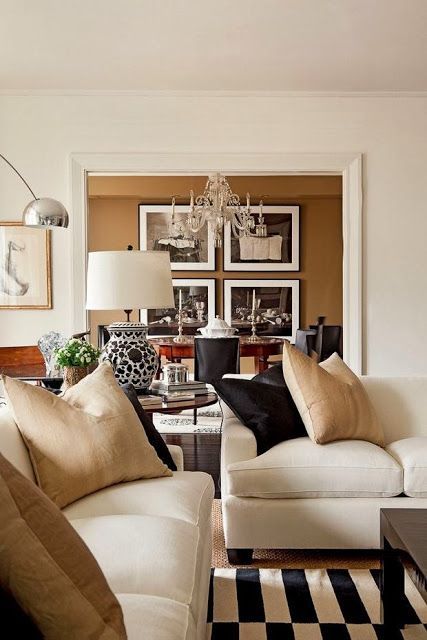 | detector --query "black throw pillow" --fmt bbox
[215,378,306,455]
[122,384,177,471]
[252,362,285,387]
